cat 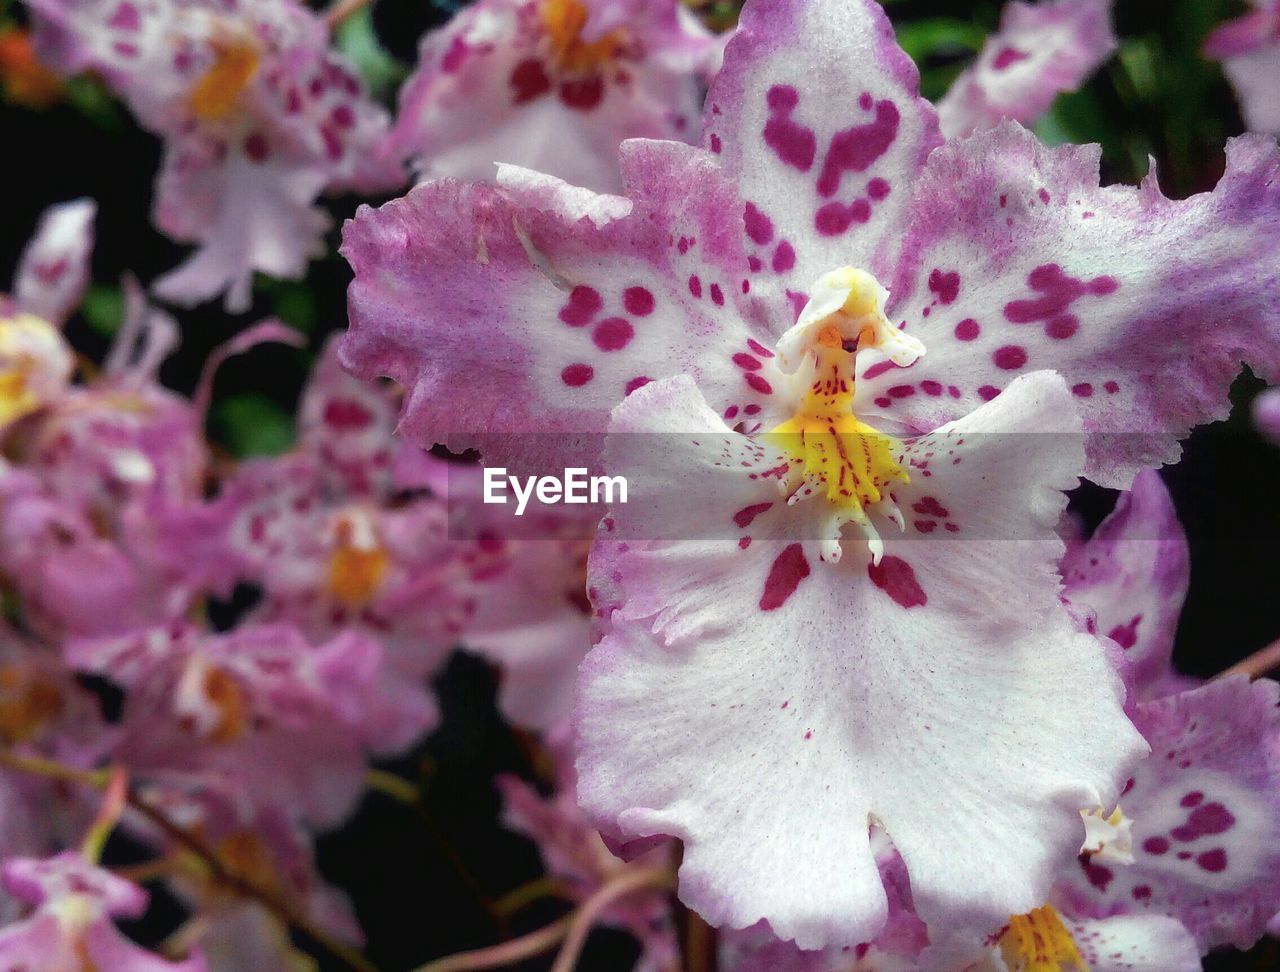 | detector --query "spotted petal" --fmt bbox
[872,124,1280,487]
[577,371,1144,948]
[341,139,778,467]
[1060,470,1193,700]
[936,0,1117,139]
[13,198,96,326]
[703,0,942,293]
[1054,676,1280,951]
